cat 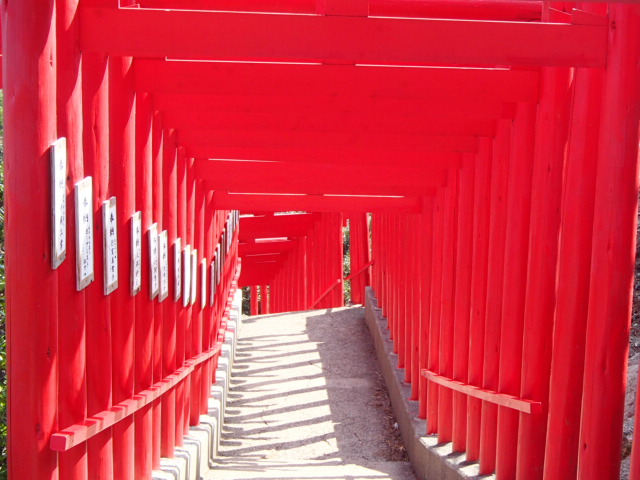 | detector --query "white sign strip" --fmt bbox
[210,259,216,306]
[131,212,142,296]
[74,177,94,291]
[190,249,198,306]
[201,259,207,309]
[159,230,169,302]
[174,238,182,302]
[149,223,159,300]
[50,138,67,269]
[183,244,191,307]
[102,197,118,295]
